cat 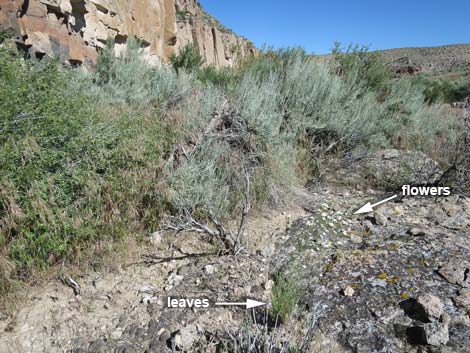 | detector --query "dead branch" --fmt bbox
[163,100,256,254]
[164,209,235,253]
[235,167,251,250]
